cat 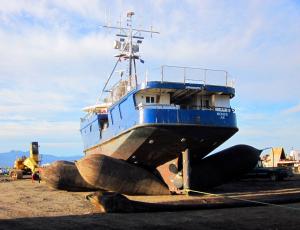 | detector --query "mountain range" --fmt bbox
[0,150,82,168]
